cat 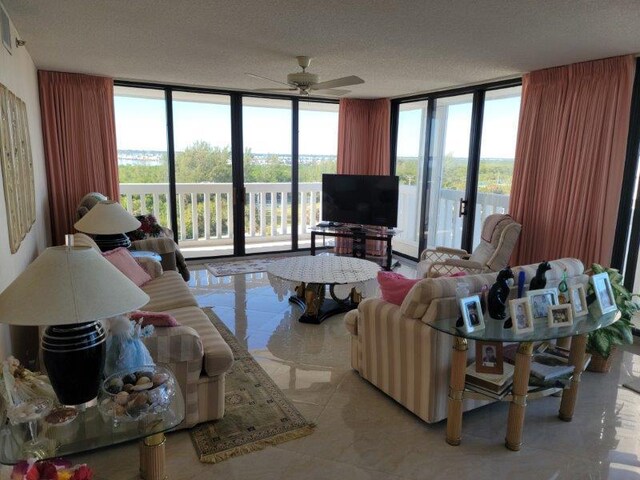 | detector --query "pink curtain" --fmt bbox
[509,55,635,267]
[337,99,391,175]
[336,99,391,255]
[38,71,119,246]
